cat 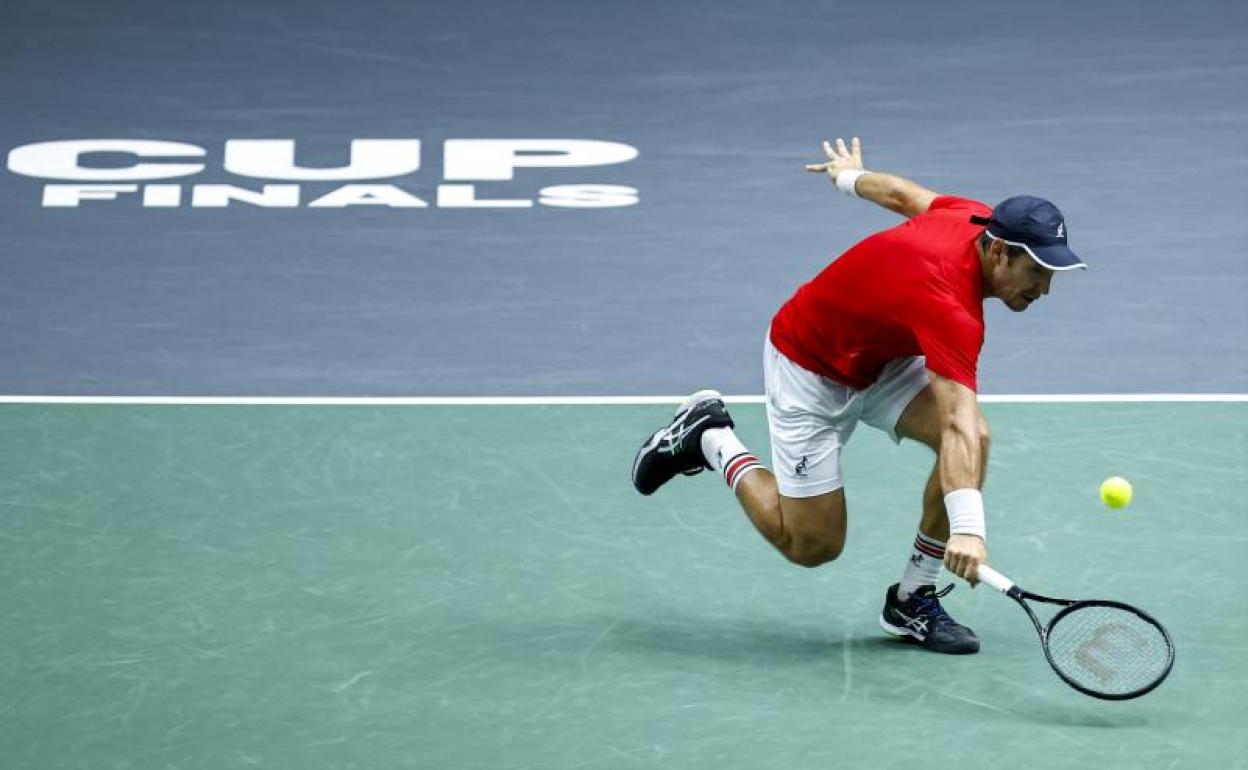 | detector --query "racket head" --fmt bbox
[1041,600,1175,700]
